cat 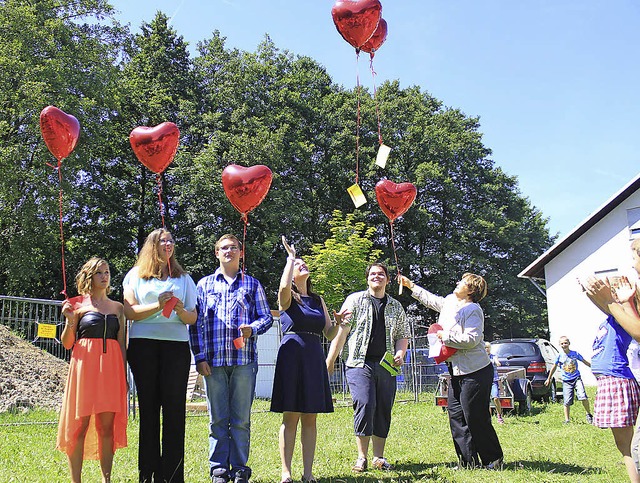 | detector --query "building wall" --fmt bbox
[544,191,640,386]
